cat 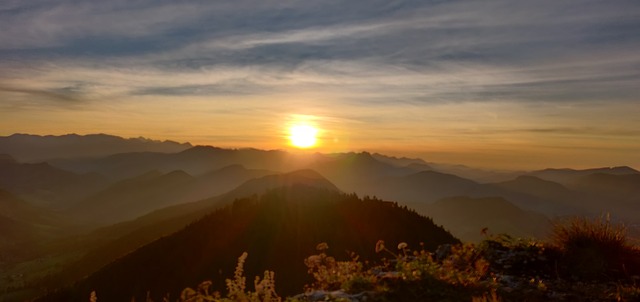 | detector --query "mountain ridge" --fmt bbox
[39,185,459,301]
[0,133,192,163]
